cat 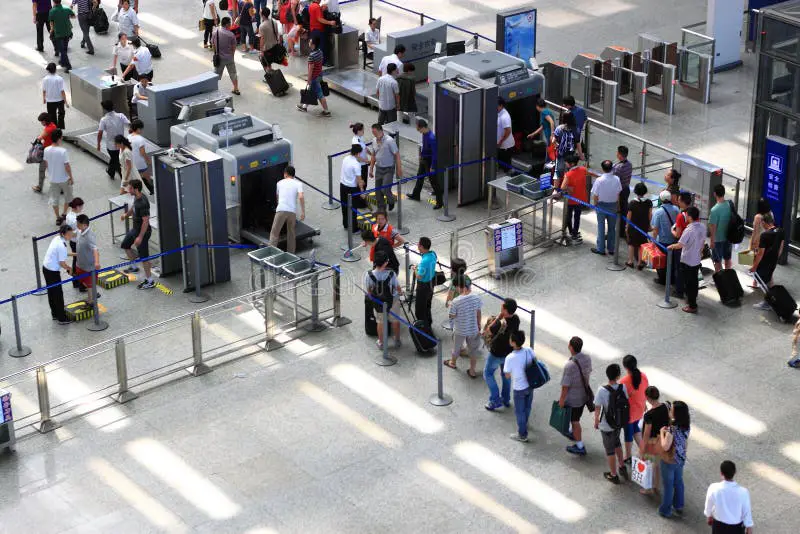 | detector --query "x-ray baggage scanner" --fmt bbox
[171,114,320,248]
